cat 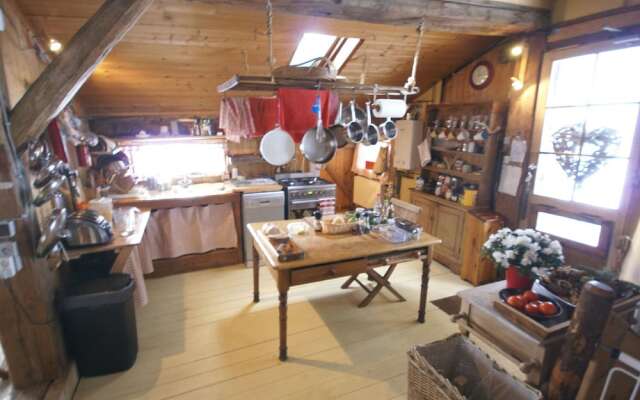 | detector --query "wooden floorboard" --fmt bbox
[74,261,470,399]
